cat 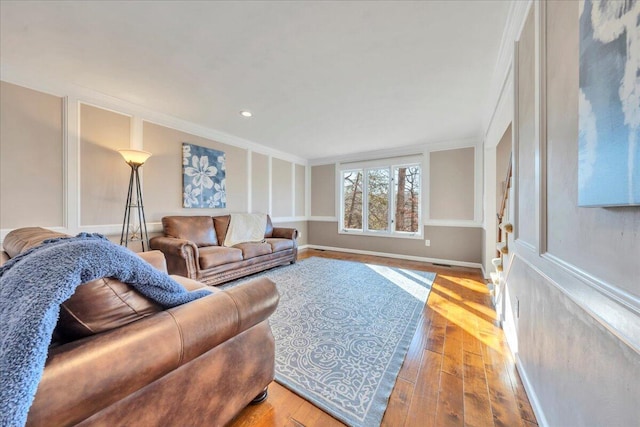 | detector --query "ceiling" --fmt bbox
[0,1,511,160]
